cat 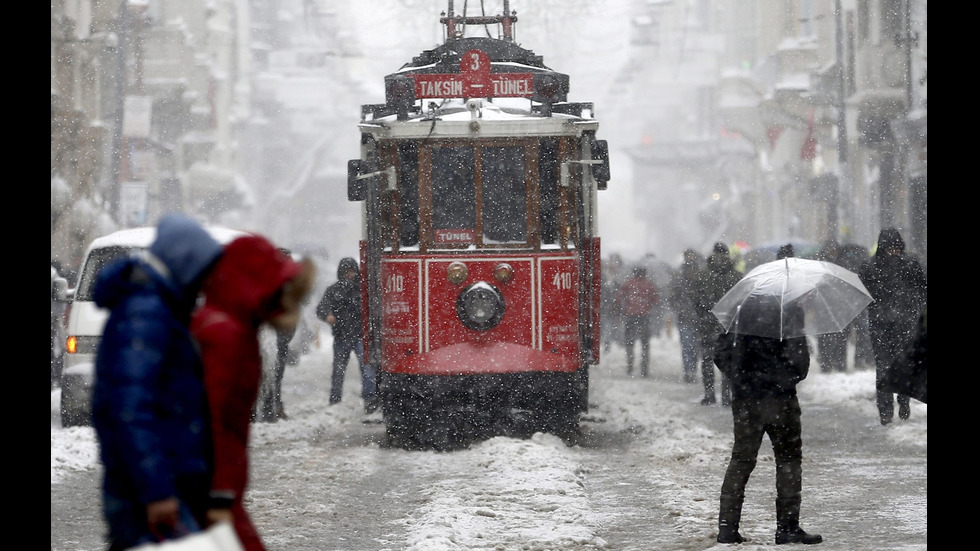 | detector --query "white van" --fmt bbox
[59,225,247,426]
